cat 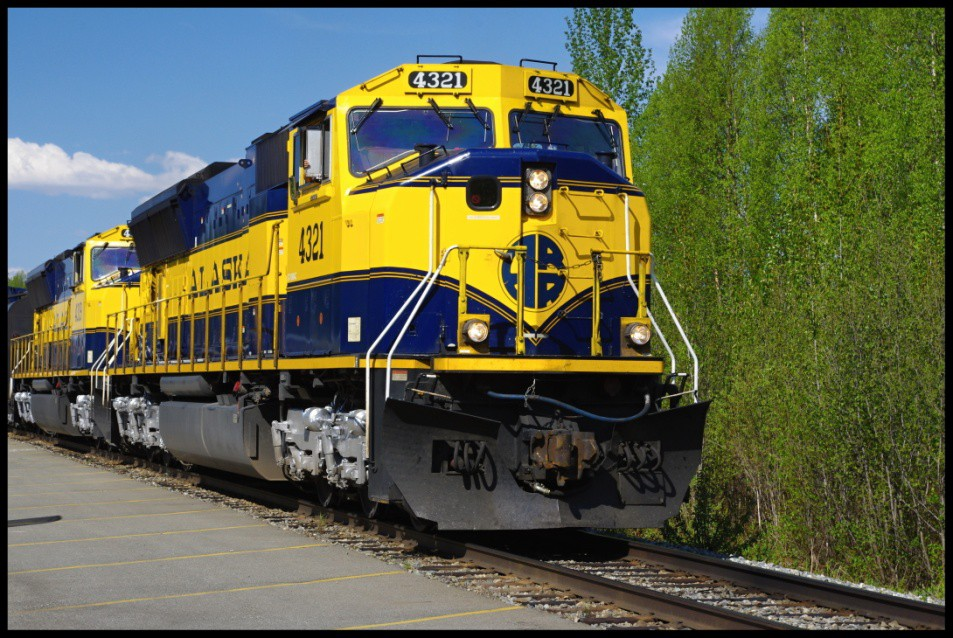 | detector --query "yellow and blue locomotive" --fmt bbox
[10,57,708,531]
[10,224,141,442]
